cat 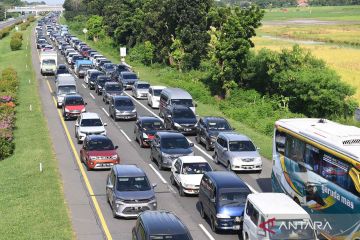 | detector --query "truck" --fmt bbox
[40,50,57,76]
[74,59,93,78]
[56,75,76,108]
